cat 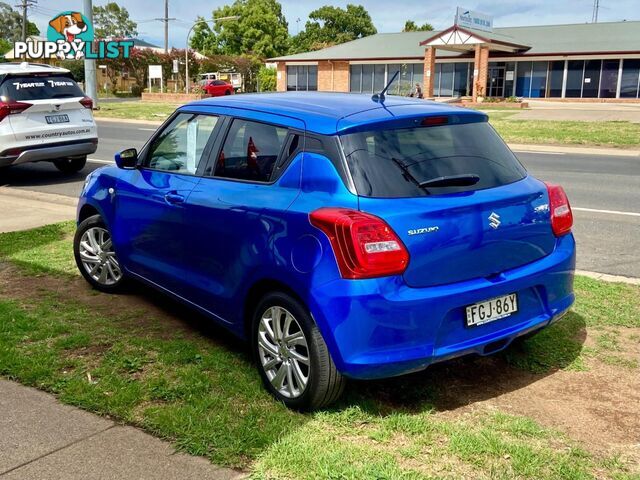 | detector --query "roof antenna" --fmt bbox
[372,71,399,103]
